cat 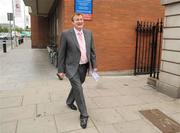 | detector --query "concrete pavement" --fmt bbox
[0,38,180,133]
